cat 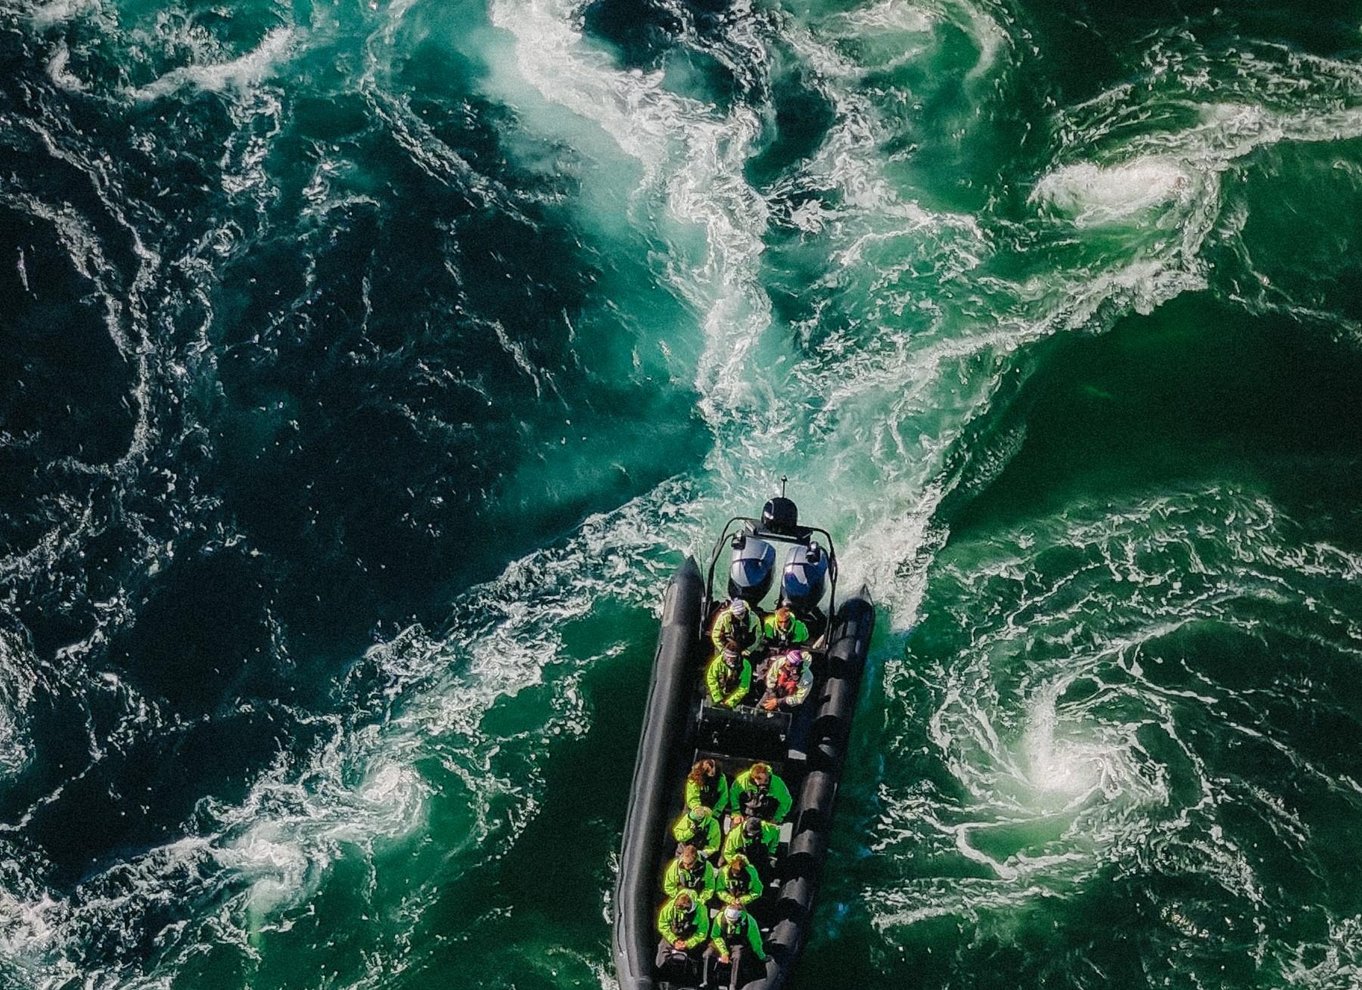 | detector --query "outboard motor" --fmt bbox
[782,542,829,612]
[728,535,776,604]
